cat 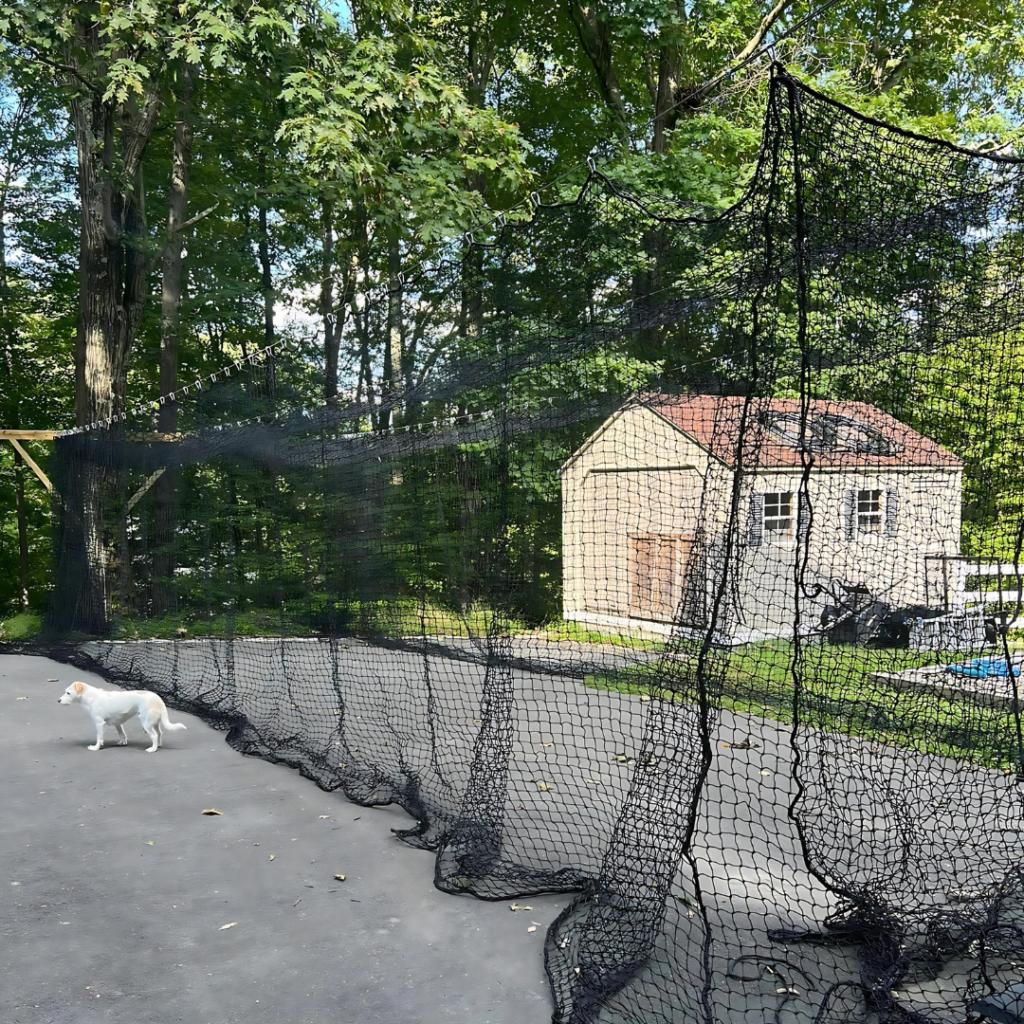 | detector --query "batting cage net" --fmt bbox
[40,67,1024,1023]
